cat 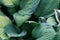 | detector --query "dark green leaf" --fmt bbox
[5,24,27,37]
